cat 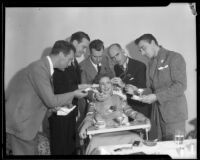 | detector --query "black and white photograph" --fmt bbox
[3,2,198,158]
